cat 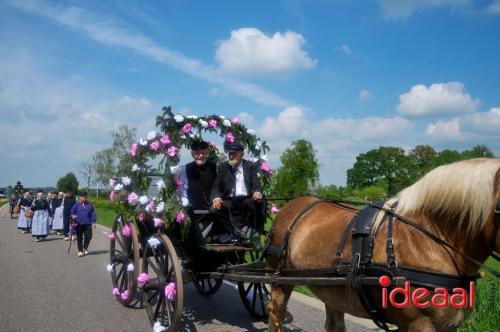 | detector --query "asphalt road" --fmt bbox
[0,204,374,332]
